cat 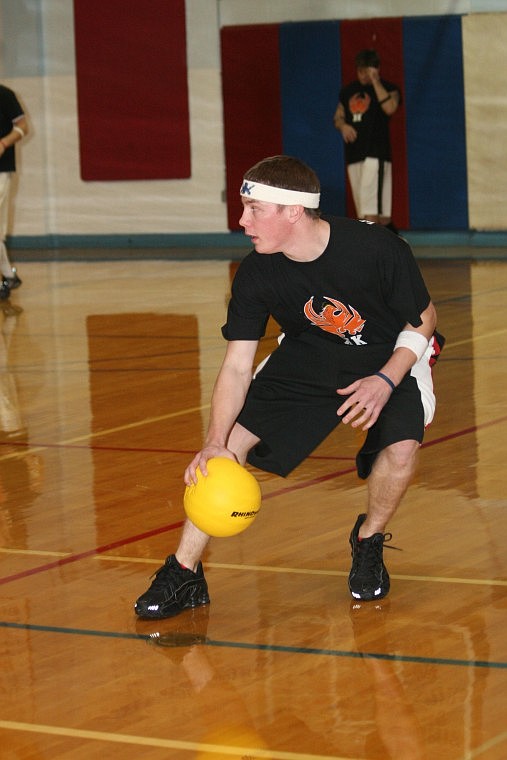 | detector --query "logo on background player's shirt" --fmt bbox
[349,92,371,122]
[304,296,366,344]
